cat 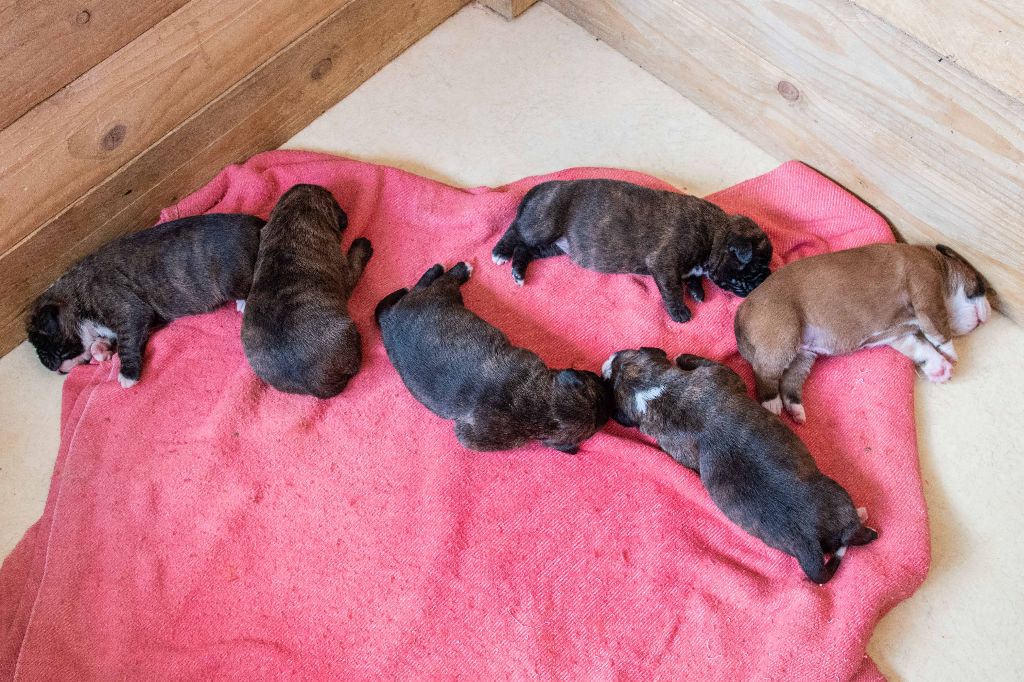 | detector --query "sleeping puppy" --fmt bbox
[491,179,772,322]
[242,184,372,399]
[26,213,264,387]
[604,347,877,584]
[375,262,611,453]
[735,243,992,423]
